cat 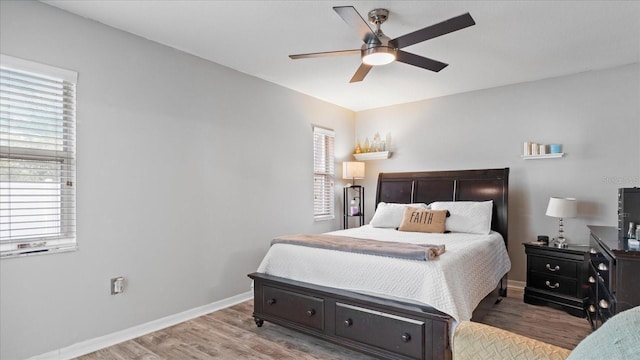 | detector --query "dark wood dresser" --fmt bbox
[587,225,640,329]
[523,243,590,317]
